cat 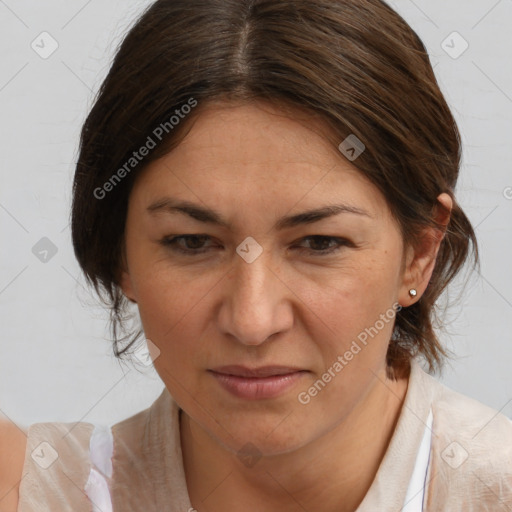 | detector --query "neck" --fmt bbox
[180,369,409,512]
